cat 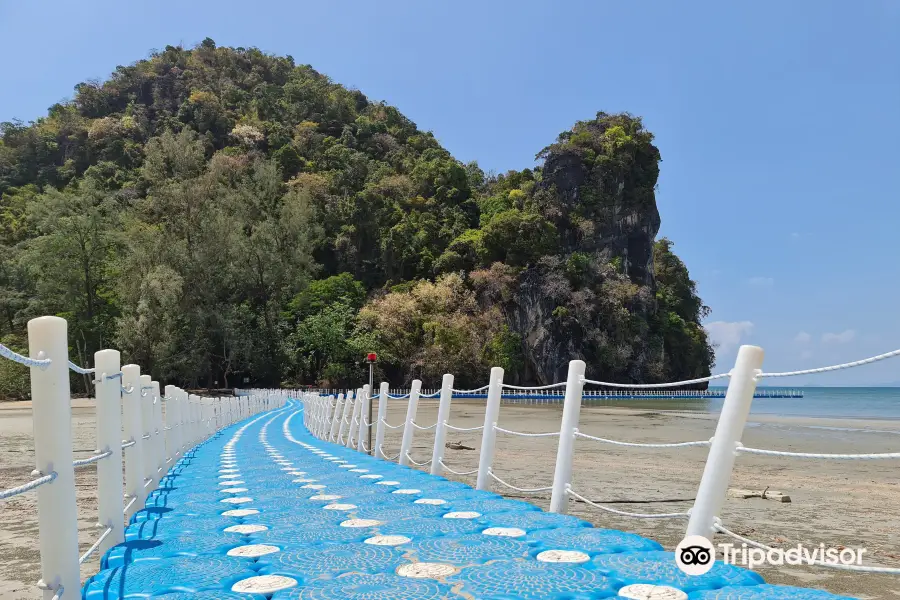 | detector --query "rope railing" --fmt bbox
[0,342,52,369]
[582,372,731,388]
[501,381,567,390]
[566,486,690,520]
[419,390,441,398]
[493,425,559,438]
[438,459,478,476]
[574,430,712,449]
[121,439,135,449]
[757,348,900,378]
[0,471,58,501]
[378,448,401,461]
[78,526,113,564]
[386,392,410,399]
[405,452,433,467]
[735,444,900,460]
[445,423,483,432]
[410,421,437,431]
[72,449,113,468]
[451,384,490,393]
[67,360,95,375]
[380,418,404,430]
[713,520,900,574]
[488,470,552,493]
